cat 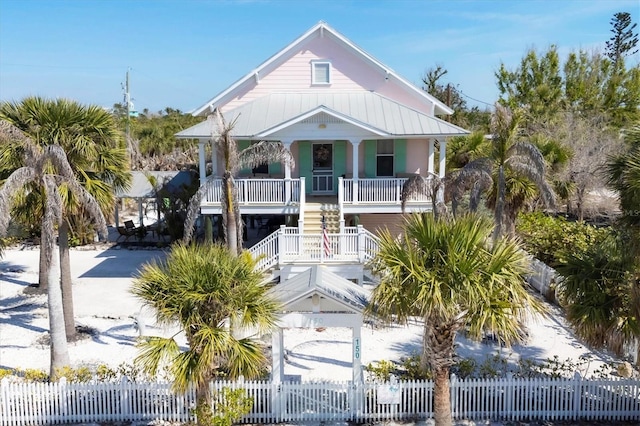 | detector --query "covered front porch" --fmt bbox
[199,175,436,218]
